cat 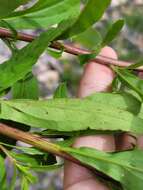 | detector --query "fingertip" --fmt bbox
[77,47,117,98]
[77,62,115,97]
[100,46,118,60]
